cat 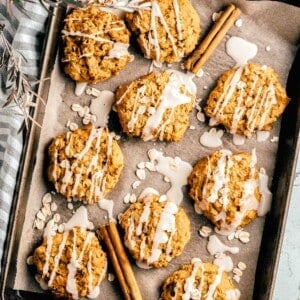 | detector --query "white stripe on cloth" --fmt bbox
[0,1,48,274]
